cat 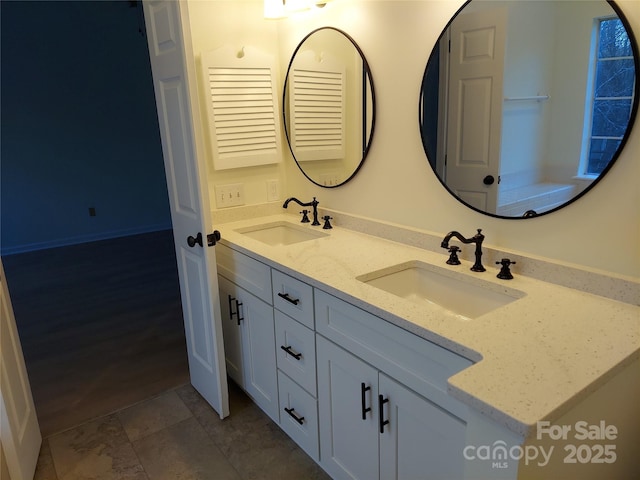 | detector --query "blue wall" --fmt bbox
[1,1,171,255]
